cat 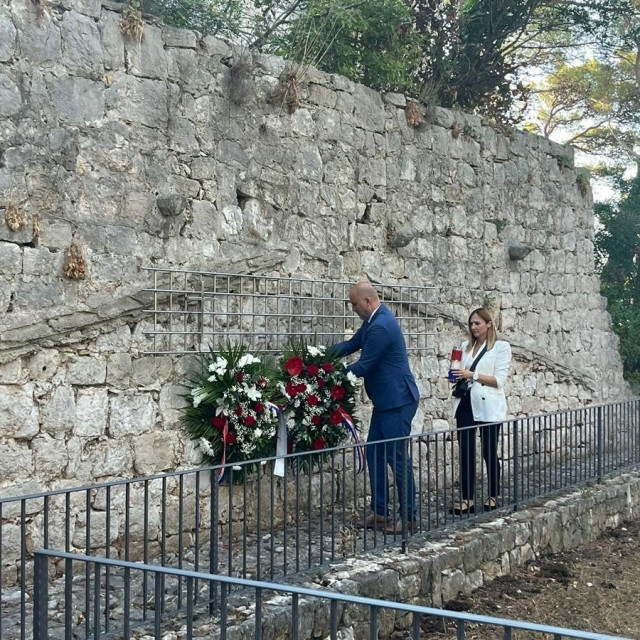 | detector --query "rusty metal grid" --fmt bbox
[142,268,438,355]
